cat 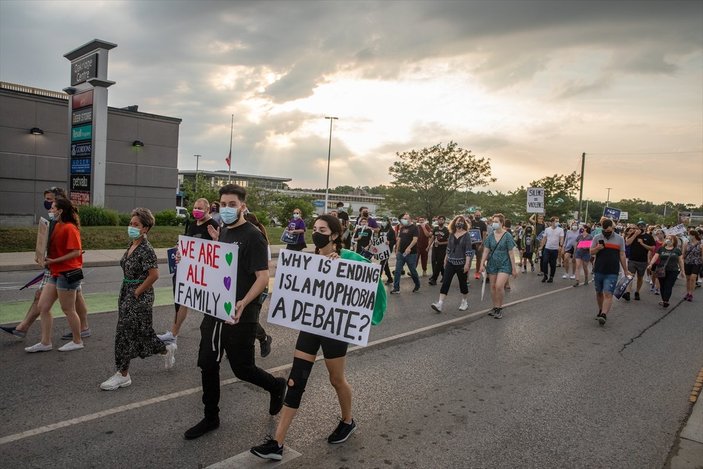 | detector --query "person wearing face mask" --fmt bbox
[479,214,518,319]
[391,212,421,294]
[518,225,536,273]
[539,217,564,283]
[285,208,307,251]
[158,198,220,348]
[24,197,86,353]
[682,230,702,301]
[100,208,177,389]
[416,217,432,276]
[649,229,666,295]
[2,188,92,341]
[469,211,488,279]
[352,217,372,256]
[590,218,628,325]
[335,202,352,249]
[431,216,472,313]
[184,184,286,440]
[623,221,655,301]
[251,214,386,460]
[561,223,580,280]
[428,216,449,286]
[378,216,396,284]
[647,235,685,308]
[357,206,380,235]
[572,225,593,287]
[209,202,222,225]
